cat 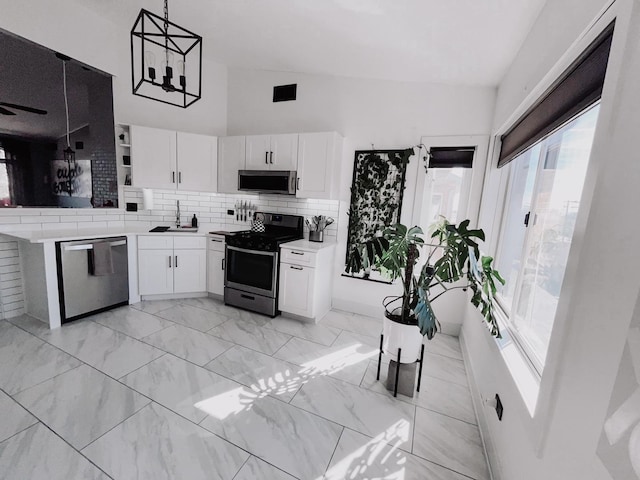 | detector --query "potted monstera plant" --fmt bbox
[347,218,504,364]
